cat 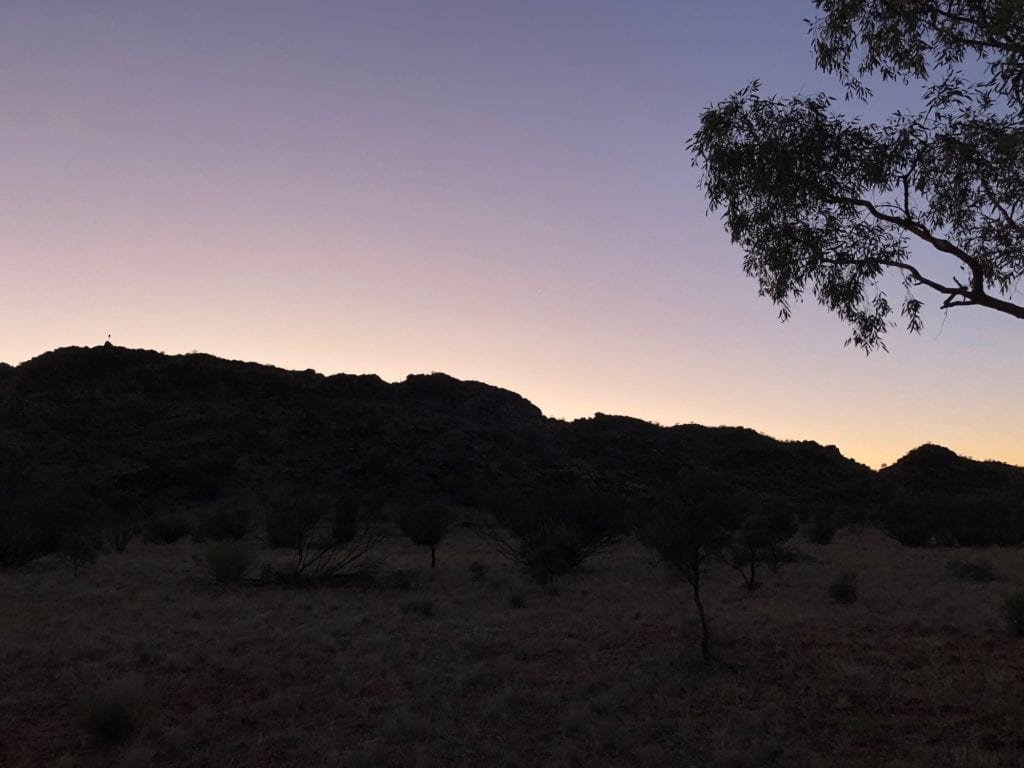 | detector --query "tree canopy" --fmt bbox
[690,0,1024,350]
